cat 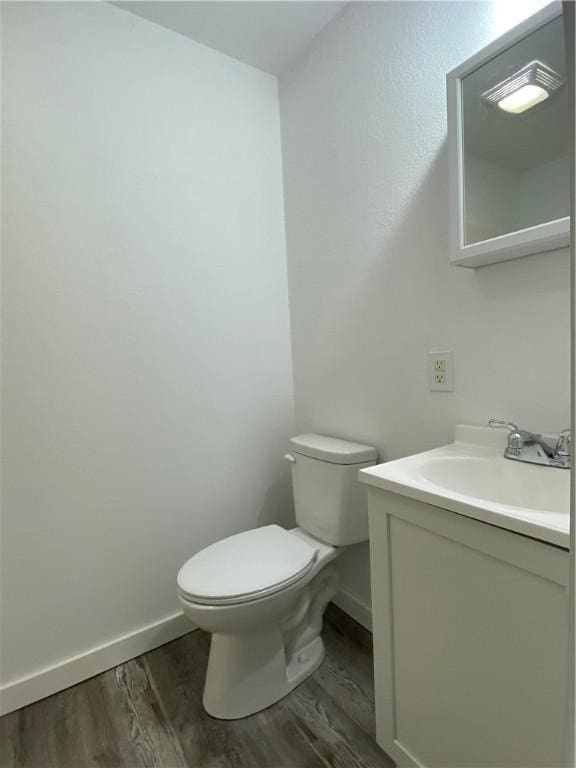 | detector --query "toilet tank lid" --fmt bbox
[289,434,377,465]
